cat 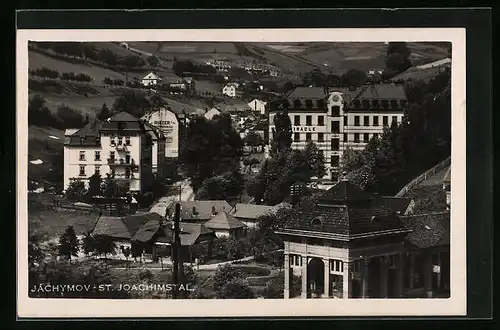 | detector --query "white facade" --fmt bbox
[204,108,221,120]
[64,133,144,192]
[267,89,405,181]
[248,99,267,115]
[141,72,161,87]
[142,108,179,158]
[222,84,237,97]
